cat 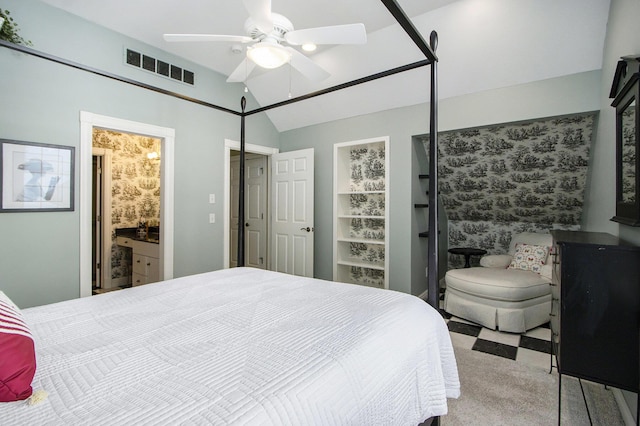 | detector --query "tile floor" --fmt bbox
[445,314,553,371]
[440,293,554,371]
